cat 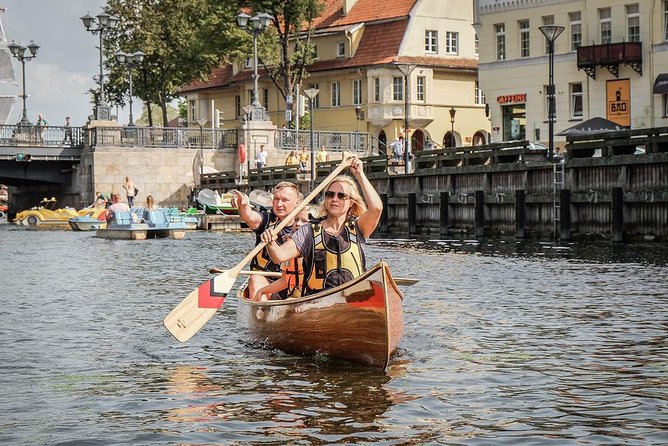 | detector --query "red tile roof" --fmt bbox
[179,0,474,93]
[313,0,417,28]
